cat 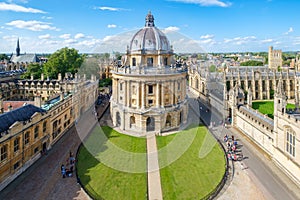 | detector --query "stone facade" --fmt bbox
[0,74,98,191]
[110,12,188,134]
